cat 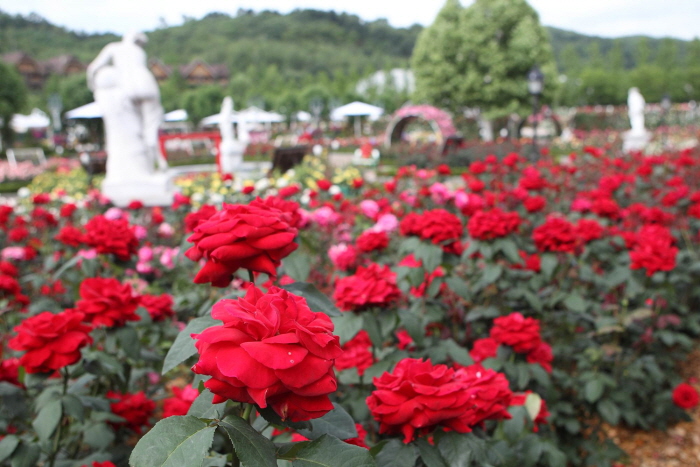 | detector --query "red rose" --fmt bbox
[185,202,298,287]
[162,384,199,418]
[108,390,155,433]
[533,216,578,253]
[81,462,117,467]
[8,310,92,374]
[470,337,499,363]
[75,277,141,328]
[84,215,138,260]
[192,285,342,421]
[0,358,21,386]
[317,179,332,191]
[172,193,191,209]
[366,359,512,443]
[334,330,374,376]
[8,226,29,243]
[32,193,51,204]
[242,185,255,194]
[253,196,303,229]
[356,230,389,253]
[333,263,401,311]
[511,391,550,431]
[629,225,678,276]
[401,209,463,254]
[490,312,542,353]
[0,261,18,277]
[576,219,604,243]
[60,203,77,218]
[151,207,165,224]
[127,200,144,210]
[278,185,301,198]
[139,293,175,321]
[184,204,217,233]
[55,225,85,247]
[672,383,699,409]
[523,196,546,213]
[467,209,521,241]
[526,341,553,373]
